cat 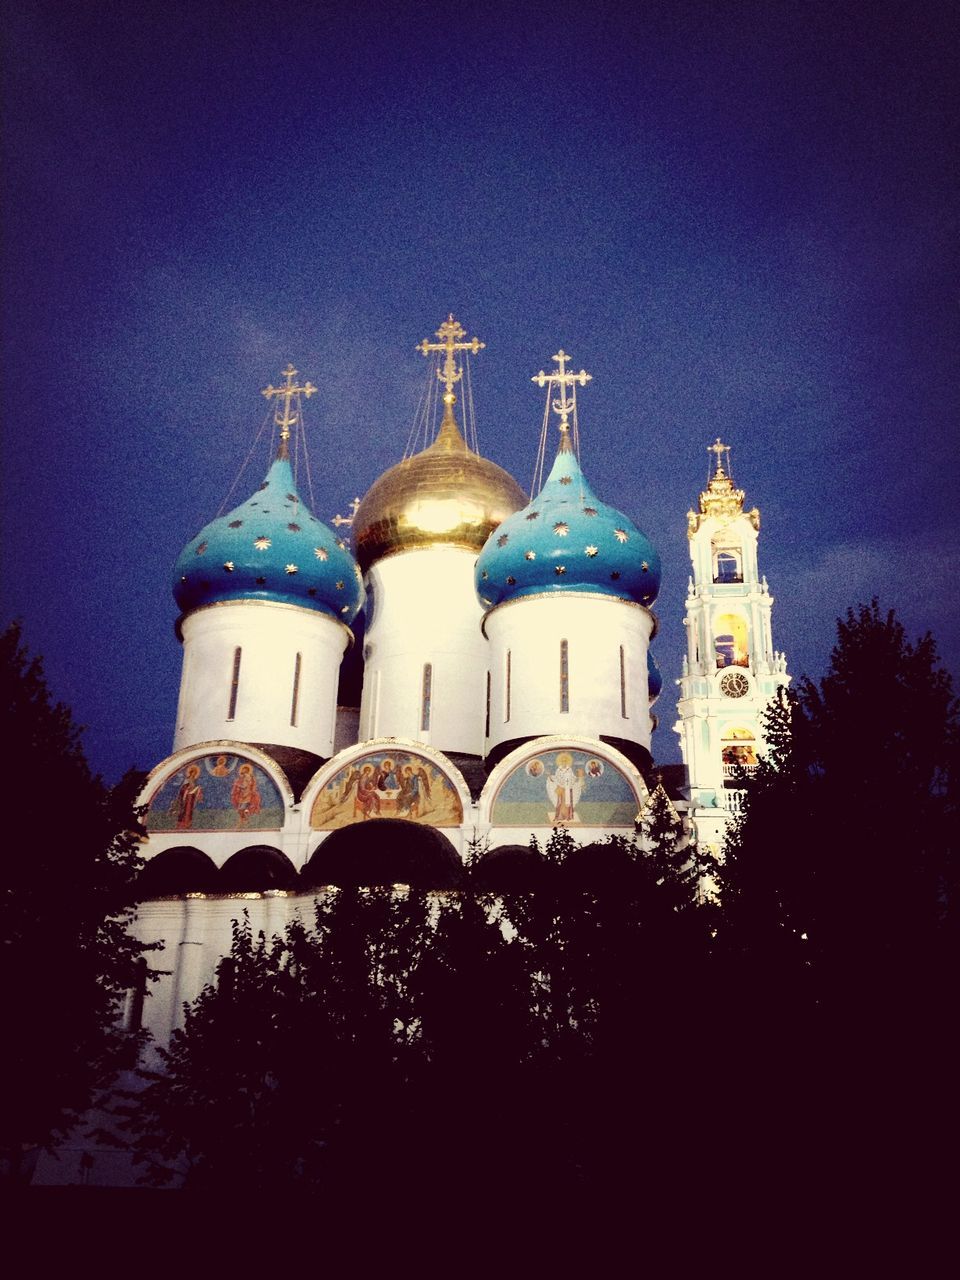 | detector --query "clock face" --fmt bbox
[720,670,749,698]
